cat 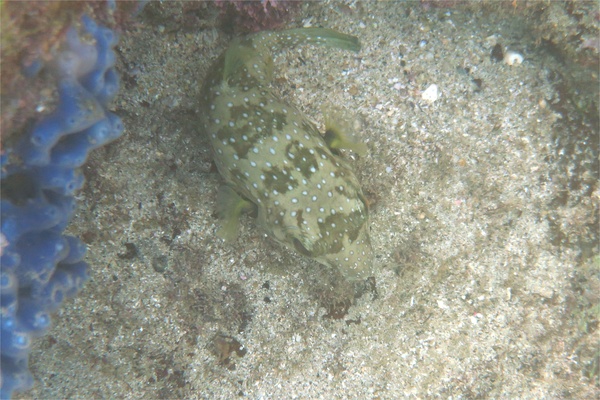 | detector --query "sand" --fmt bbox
[21,1,598,398]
